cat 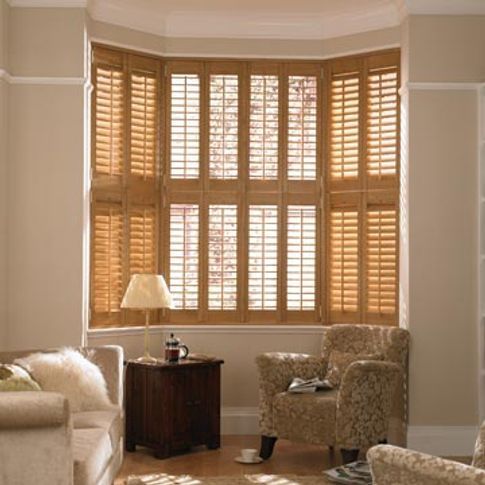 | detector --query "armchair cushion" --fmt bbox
[72,409,121,452]
[325,350,383,387]
[273,389,338,445]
